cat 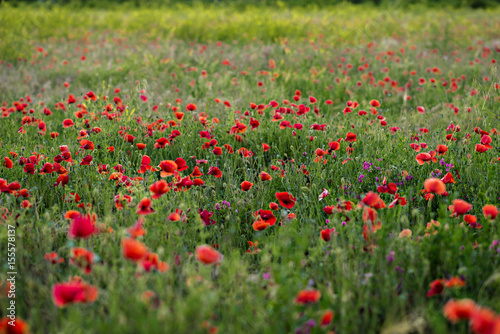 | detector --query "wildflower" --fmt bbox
[136,198,155,215]
[295,290,321,305]
[426,279,445,297]
[70,248,94,274]
[52,277,98,307]
[199,209,216,226]
[241,181,253,191]
[68,216,96,239]
[122,238,148,262]
[449,199,472,216]
[399,229,412,238]
[253,220,270,231]
[321,228,335,242]
[483,205,498,220]
[320,310,334,327]
[150,180,170,199]
[276,192,296,209]
[195,245,223,265]
[443,299,476,323]
[0,317,29,333]
[424,178,446,194]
